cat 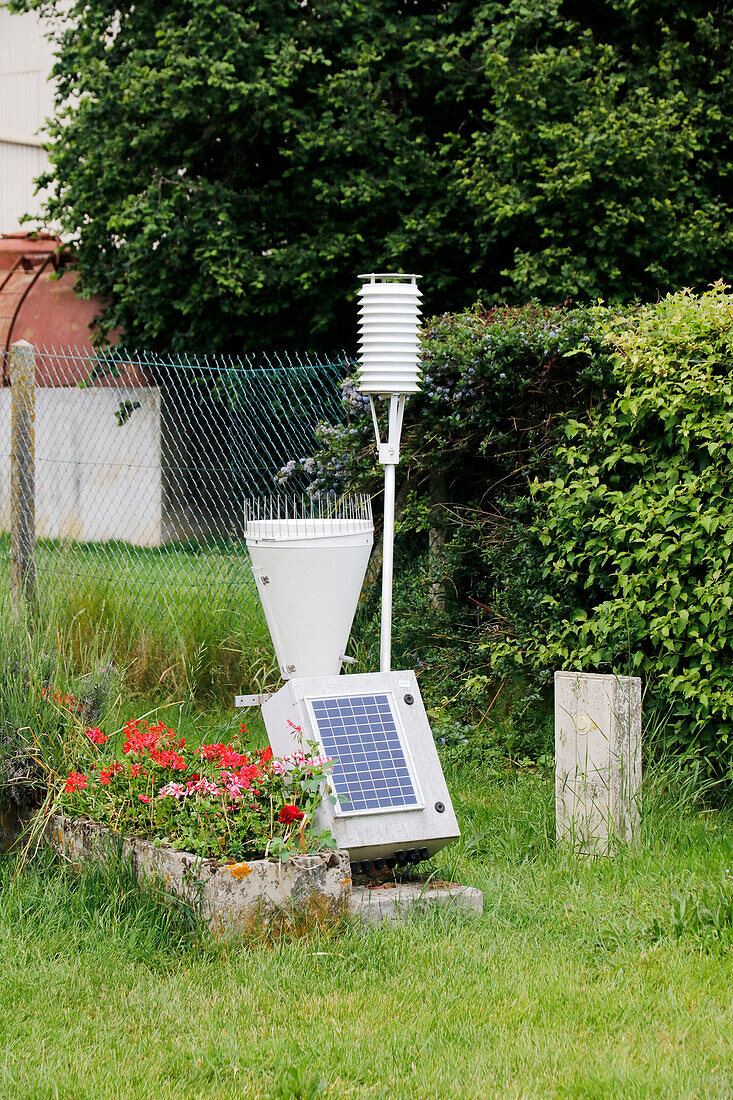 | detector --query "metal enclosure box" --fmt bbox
[262,670,460,864]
